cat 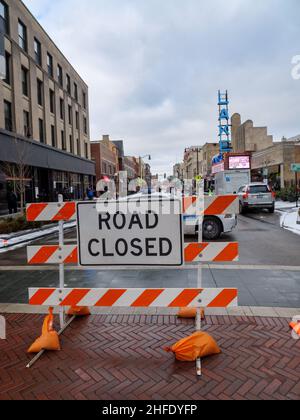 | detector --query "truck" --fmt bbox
[214,170,251,195]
